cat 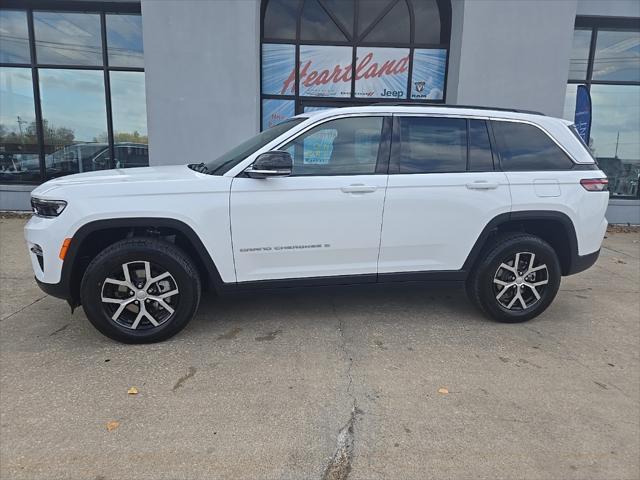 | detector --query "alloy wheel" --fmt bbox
[492,252,549,311]
[100,260,180,330]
